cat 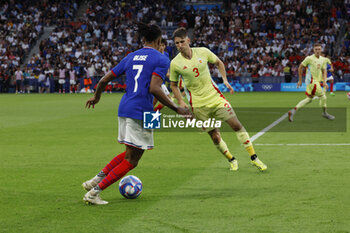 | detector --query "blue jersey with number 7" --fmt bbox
[111,47,170,120]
